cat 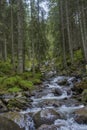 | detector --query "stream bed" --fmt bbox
[2,76,87,130]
